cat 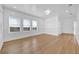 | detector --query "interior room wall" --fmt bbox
[45,16,61,36]
[3,8,45,42]
[60,18,74,34]
[0,5,4,49]
[76,5,79,44]
[44,5,75,36]
[58,4,76,35]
